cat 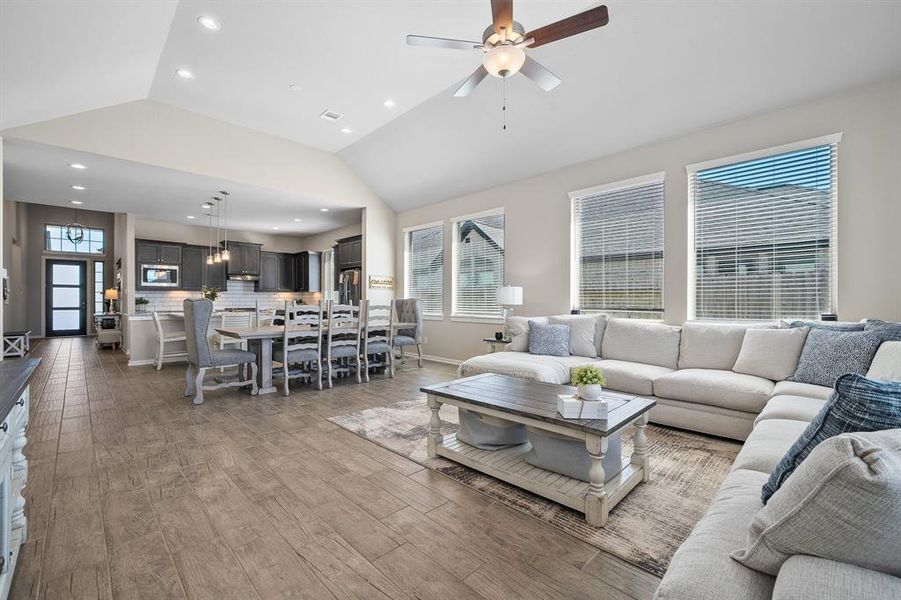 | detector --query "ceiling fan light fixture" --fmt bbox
[482,45,525,78]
